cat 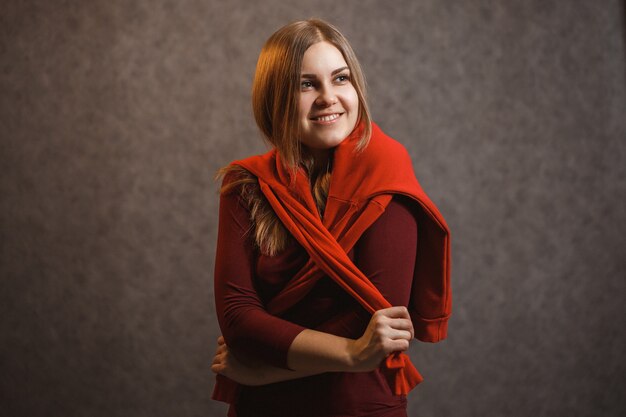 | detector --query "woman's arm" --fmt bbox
[214,183,307,370]
[212,194,418,385]
[211,336,321,386]
[212,305,413,385]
